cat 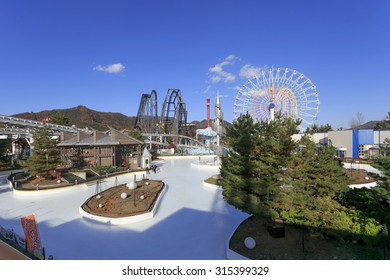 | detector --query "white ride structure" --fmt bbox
[233,67,320,129]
